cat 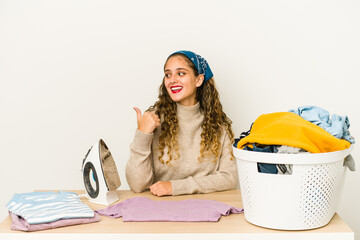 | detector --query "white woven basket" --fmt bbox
[233,145,354,230]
